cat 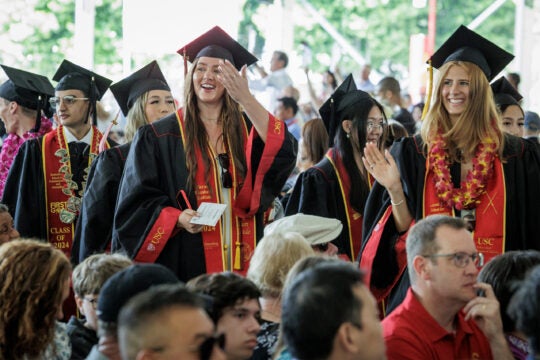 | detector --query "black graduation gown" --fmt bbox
[360,134,540,313]
[72,143,131,264]
[112,112,297,282]
[285,152,363,261]
[2,138,93,241]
